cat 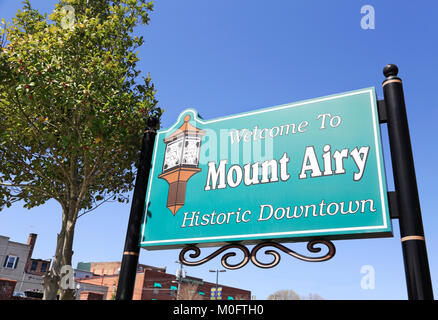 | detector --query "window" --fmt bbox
[152,283,161,295]
[40,262,48,272]
[30,261,38,271]
[170,286,178,297]
[3,255,19,269]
